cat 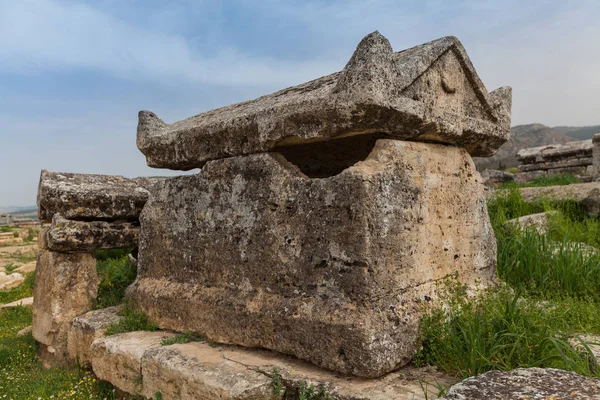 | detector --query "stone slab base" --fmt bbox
[67,306,122,366]
[89,330,457,400]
